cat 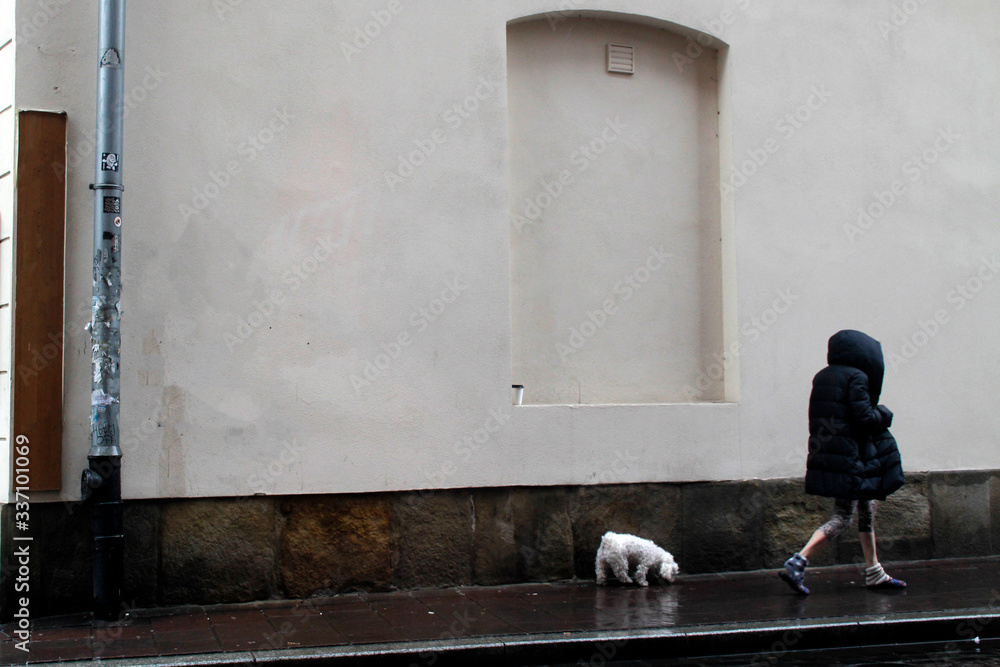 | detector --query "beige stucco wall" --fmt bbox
[8,0,1000,502]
